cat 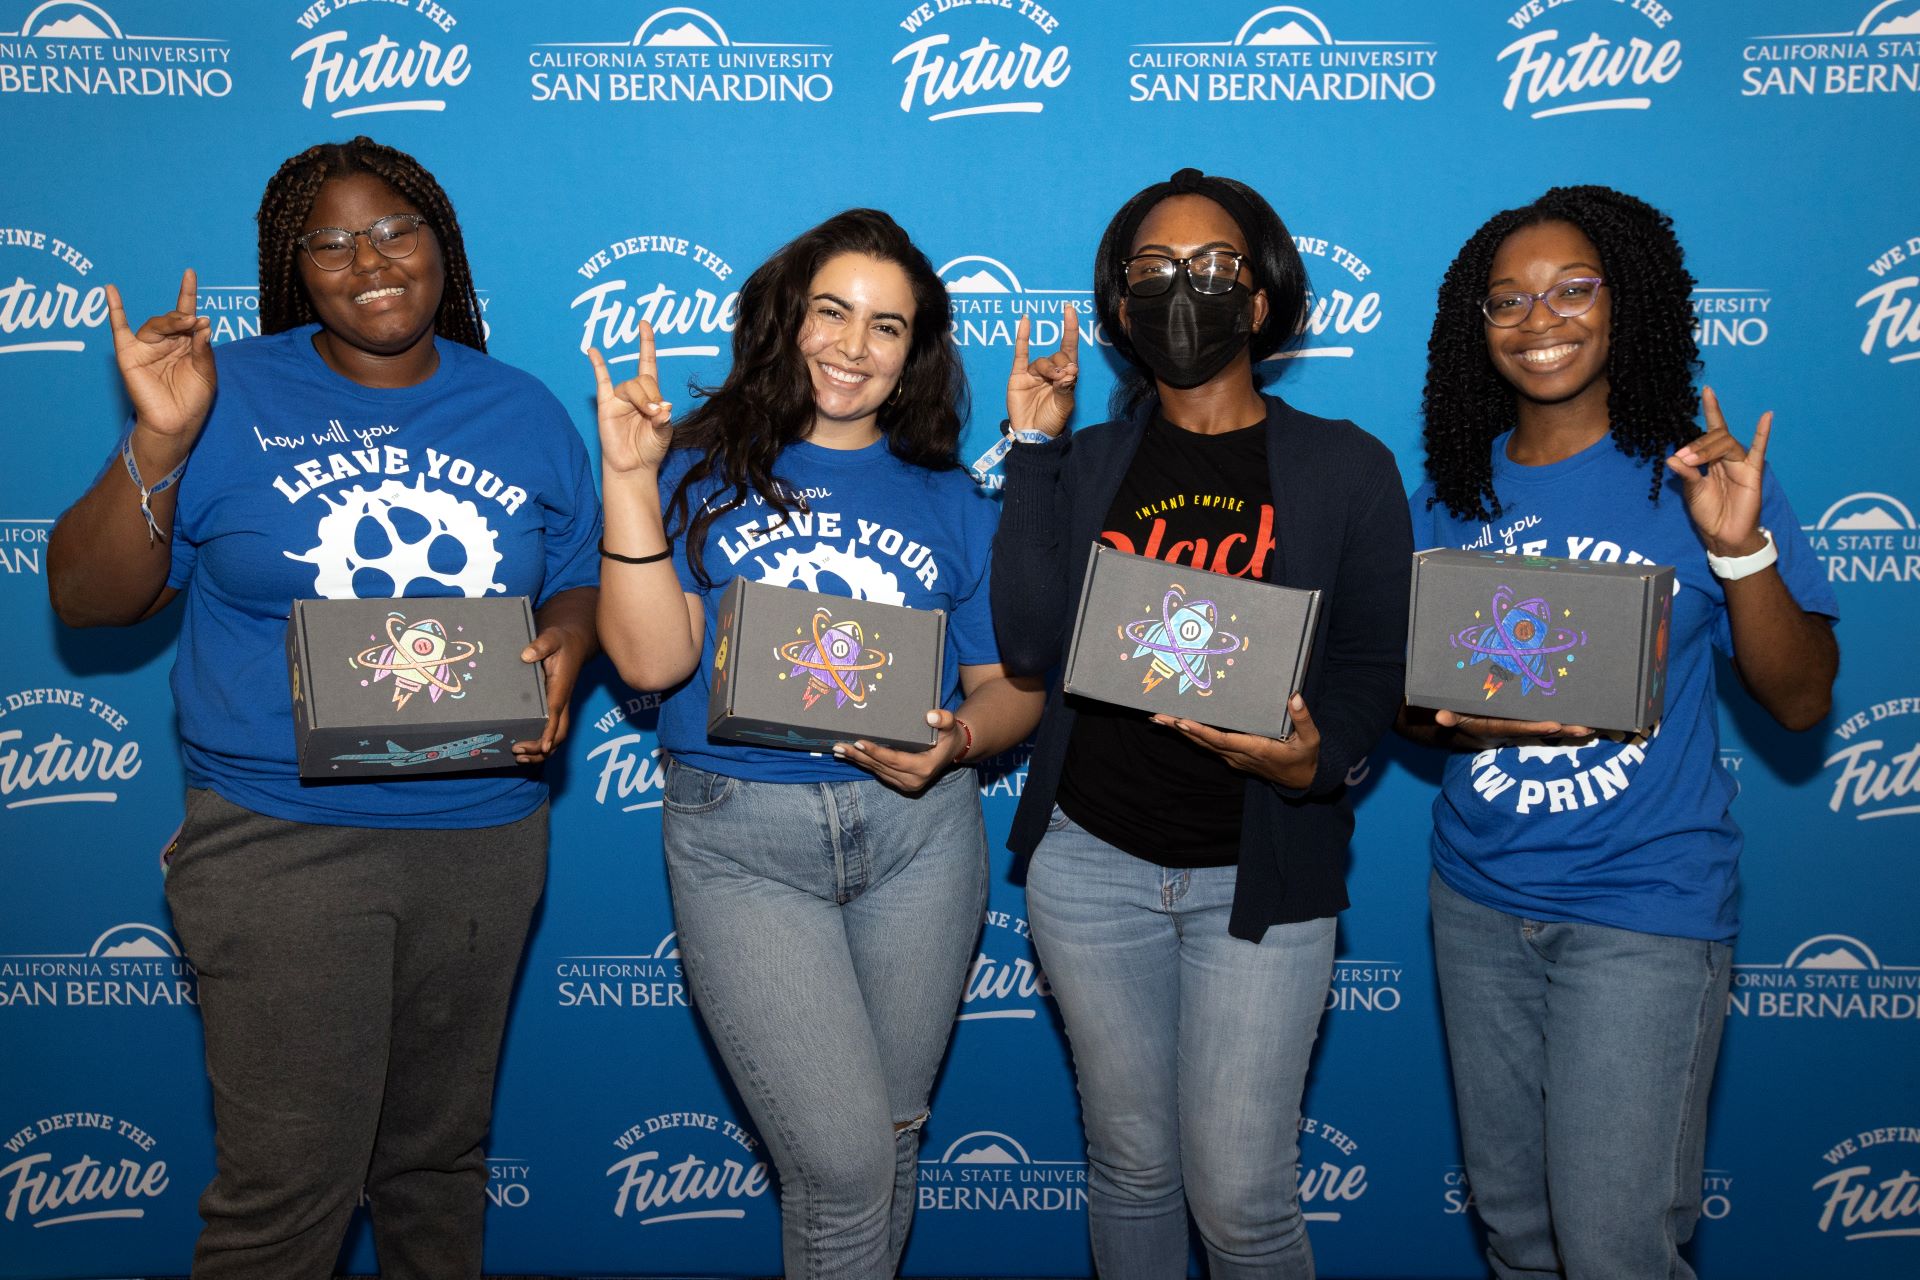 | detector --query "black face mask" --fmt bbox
[1124,276,1253,389]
